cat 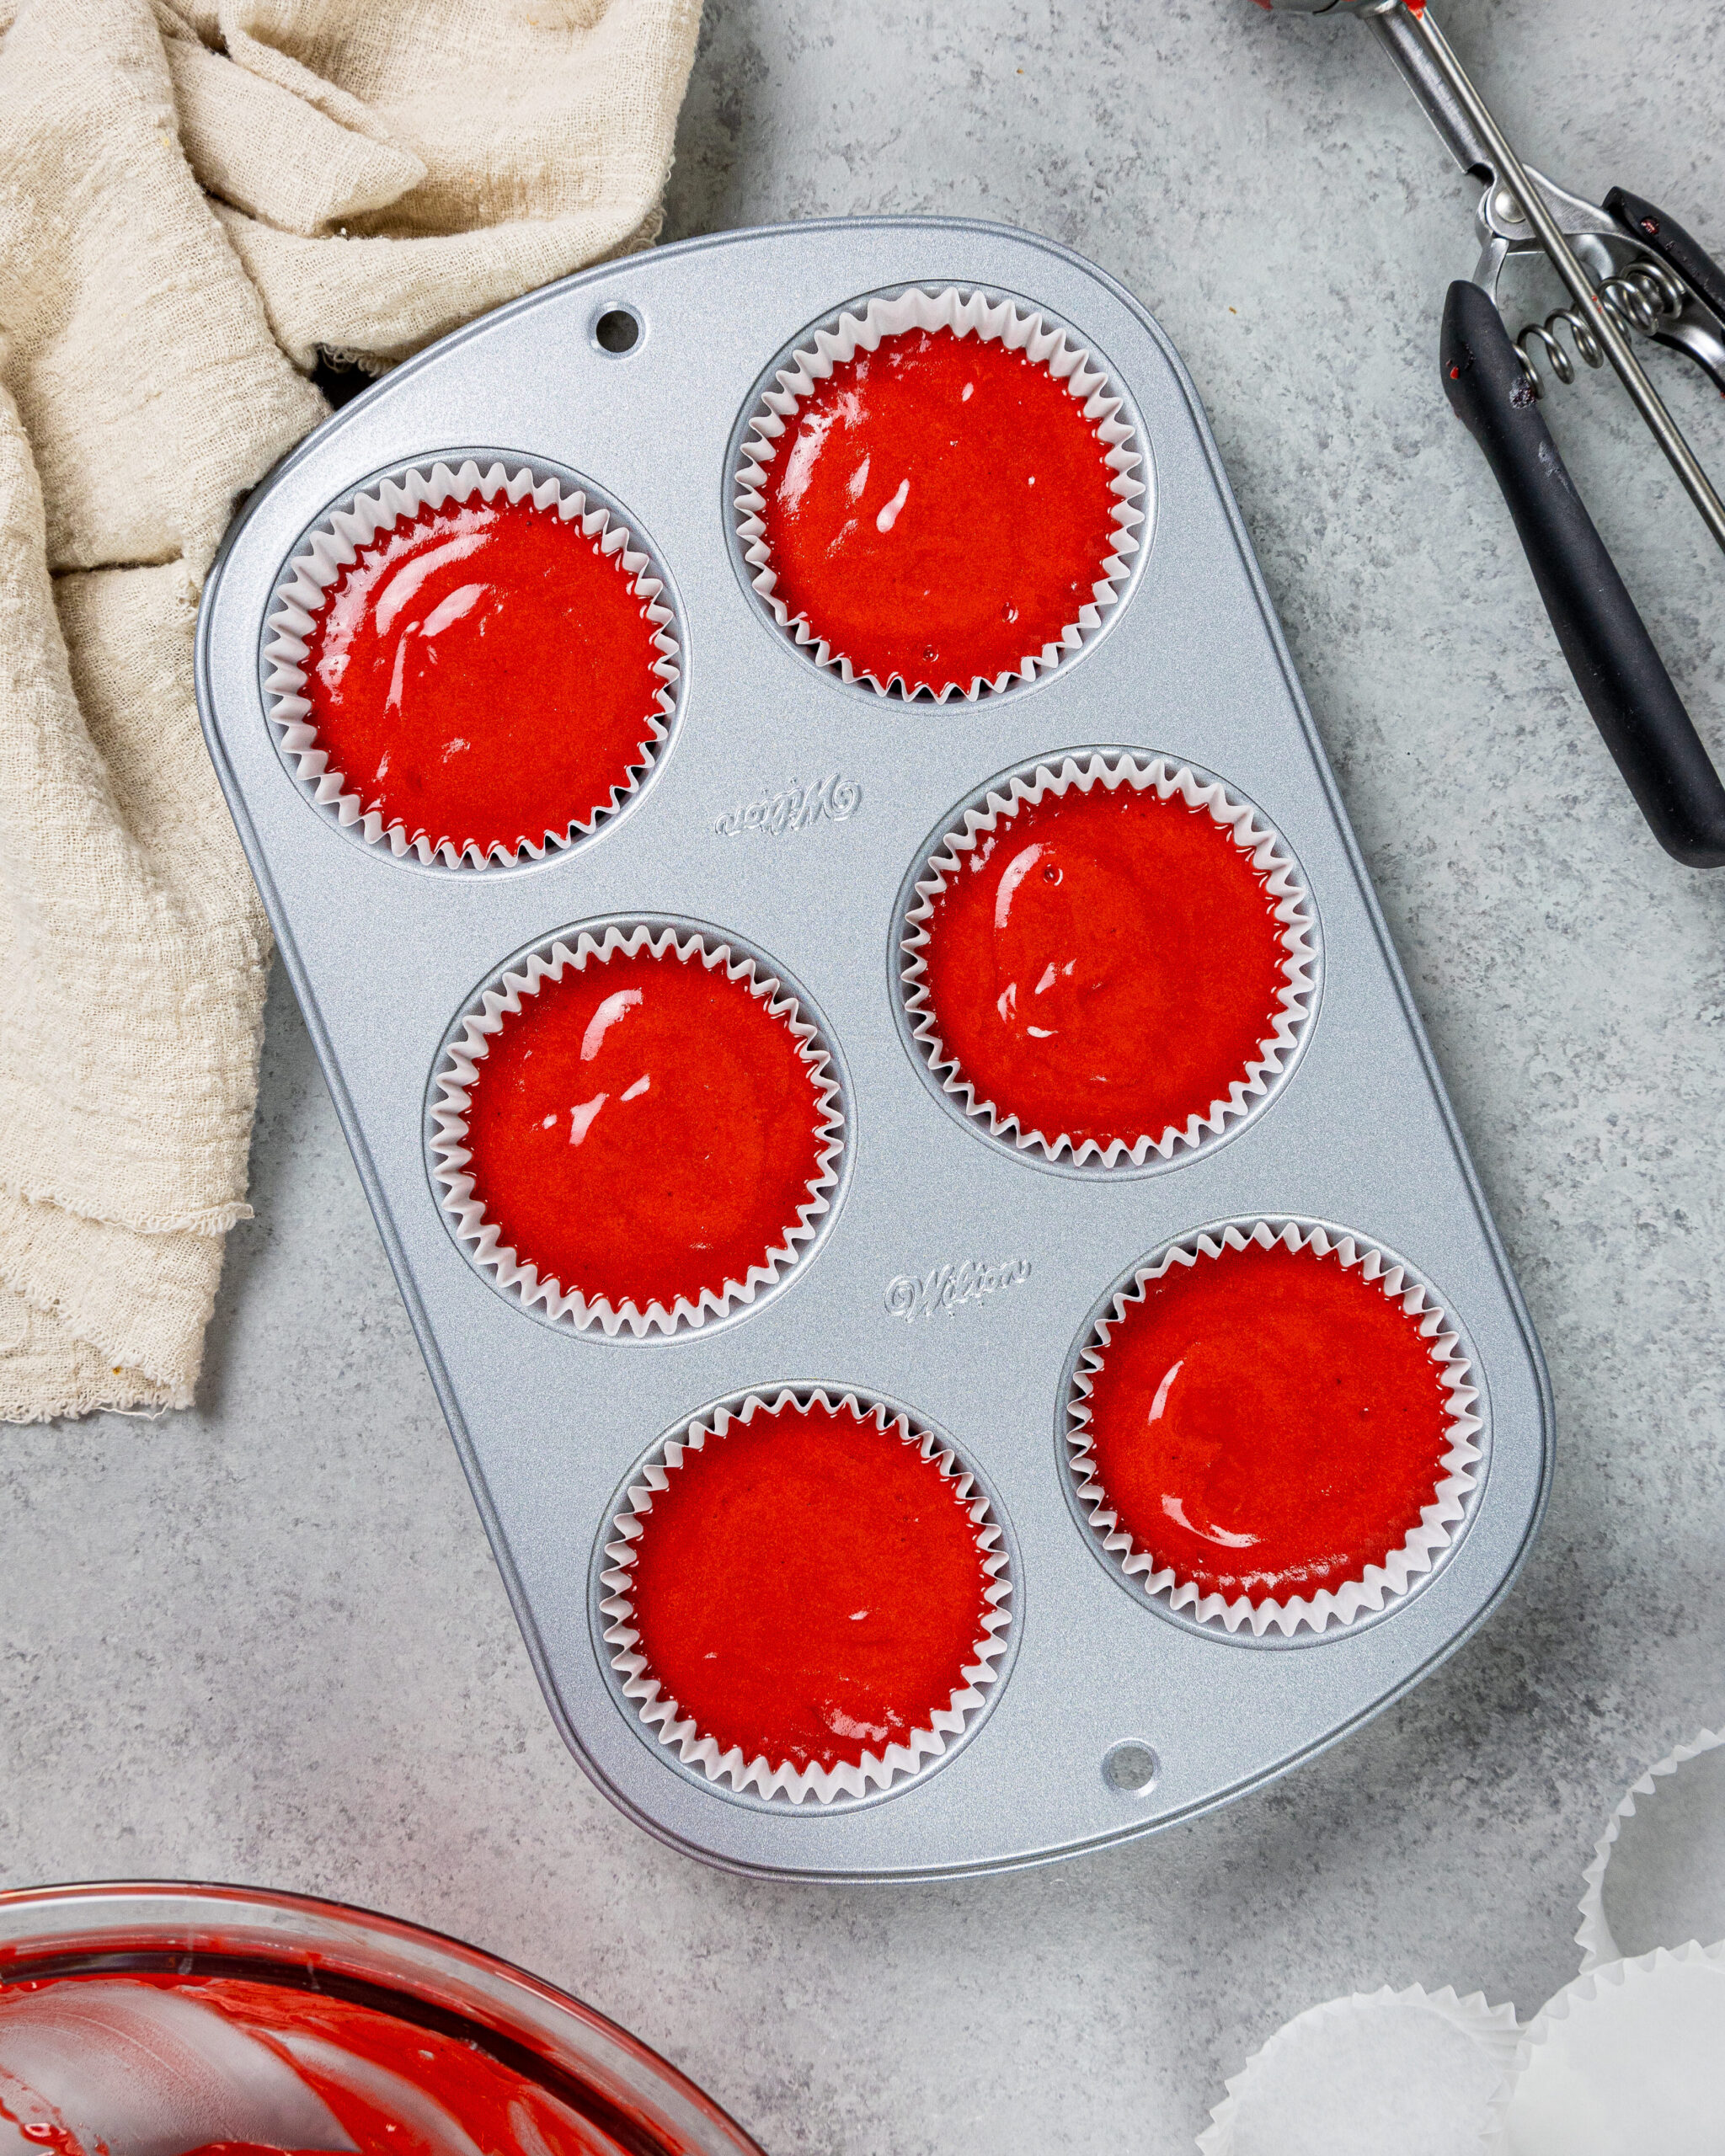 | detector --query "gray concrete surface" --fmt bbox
[6,2,1725,2148]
